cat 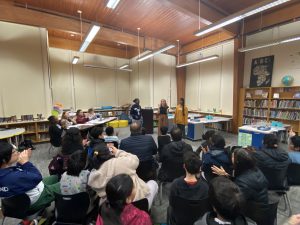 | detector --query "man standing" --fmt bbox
[130,98,142,125]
